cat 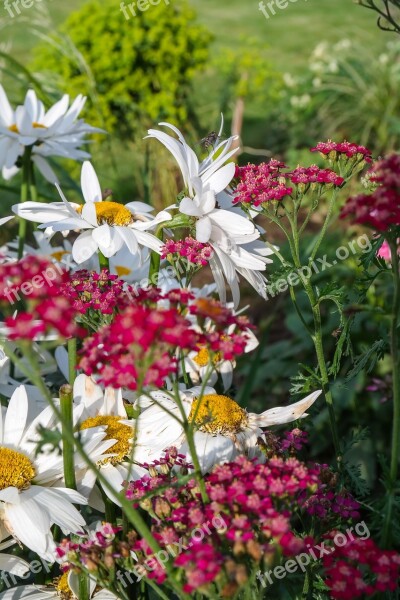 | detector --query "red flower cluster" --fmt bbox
[161,237,214,266]
[124,454,321,594]
[288,166,344,187]
[323,535,400,599]
[79,293,252,389]
[79,303,199,389]
[311,140,372,163]
[234,160,292,206]
[341,154,400,231]
[61,269,126,315]
[0,256,82,340]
